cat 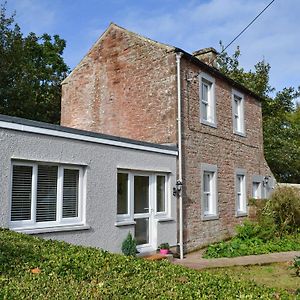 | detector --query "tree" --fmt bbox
[0,2,69,124]
[217,43,300,183]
